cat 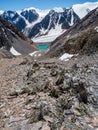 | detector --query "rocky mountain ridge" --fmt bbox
[0,2,98,42]
[0,8,80,40]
